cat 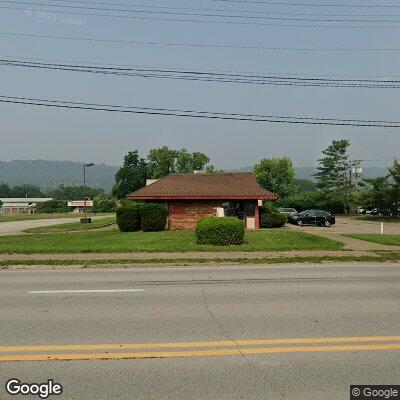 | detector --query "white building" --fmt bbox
[67,200,94,213]
[0,198,53,215]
